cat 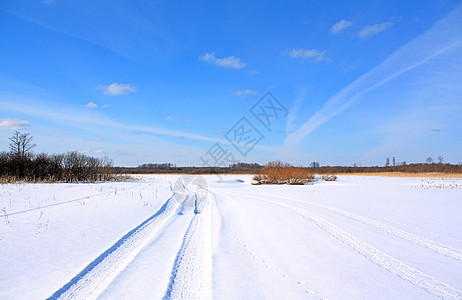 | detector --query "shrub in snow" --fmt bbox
[252,161,314,185]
